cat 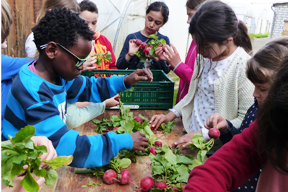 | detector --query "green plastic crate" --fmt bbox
[81,70,174,109]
